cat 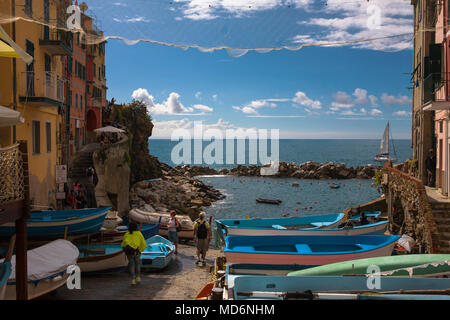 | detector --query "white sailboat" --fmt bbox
[374,122,397,162]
